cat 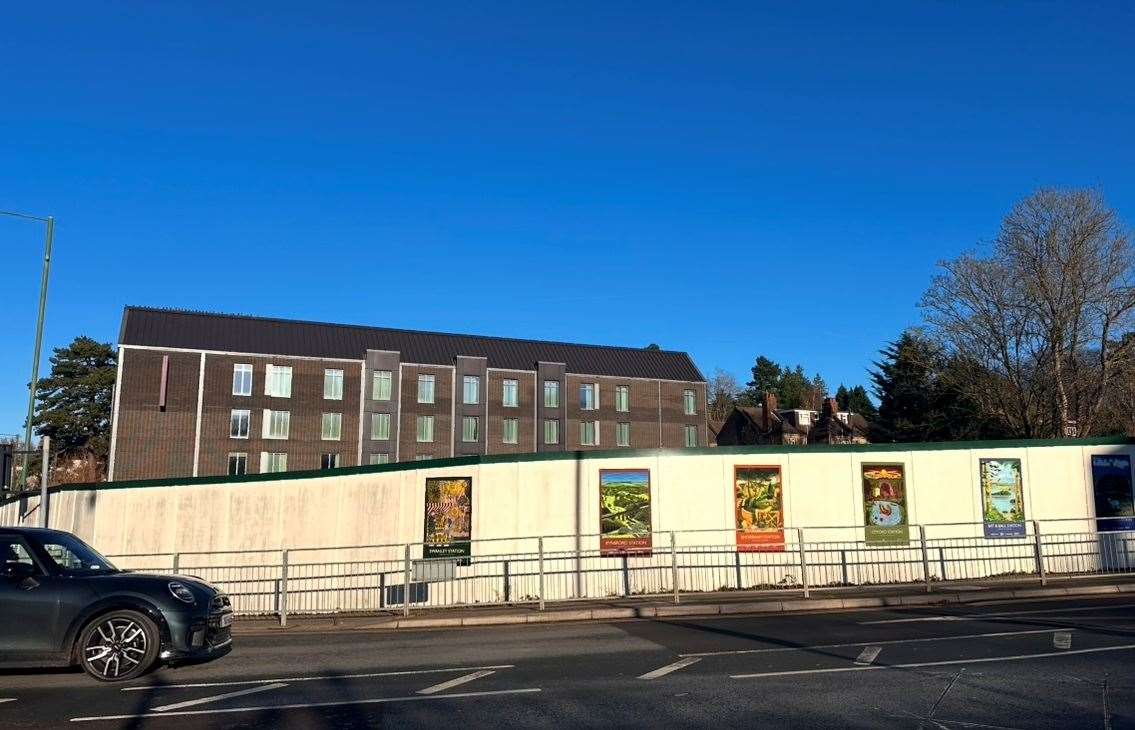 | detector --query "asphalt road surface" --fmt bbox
[4,595,1135,728]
